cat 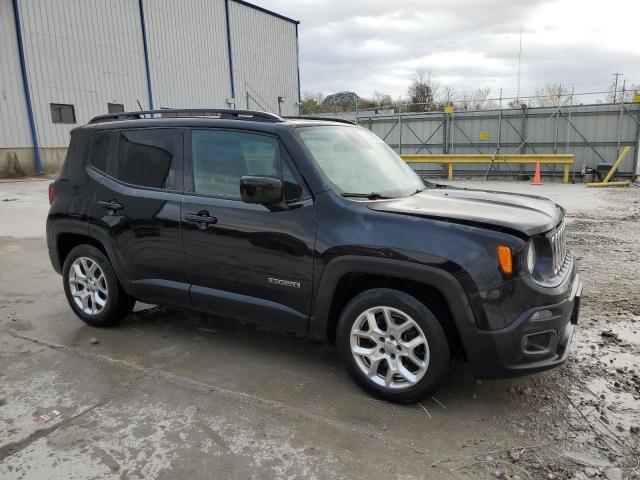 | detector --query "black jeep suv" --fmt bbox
[47,109,582,403]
